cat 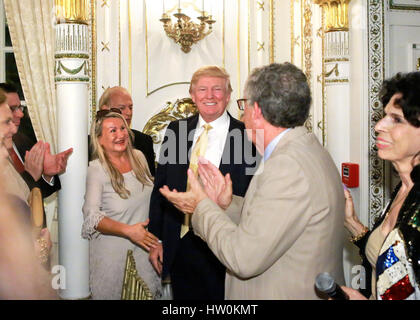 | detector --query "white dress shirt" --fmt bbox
[191,111,230,168]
